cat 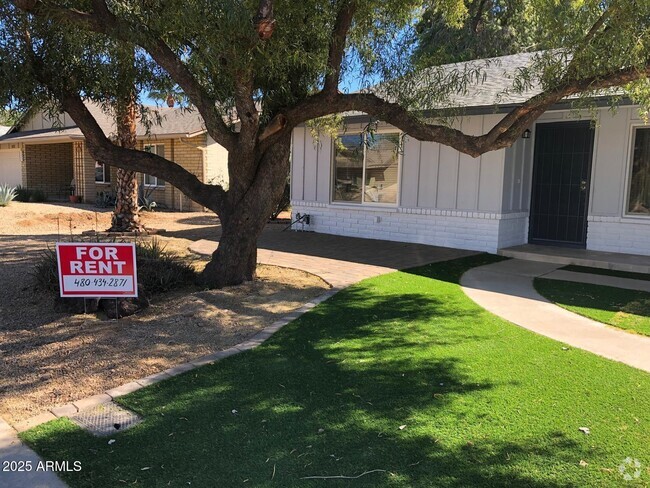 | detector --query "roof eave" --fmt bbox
[0,134,85,144]
[334,95,634,126]
[136,129,207,141]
